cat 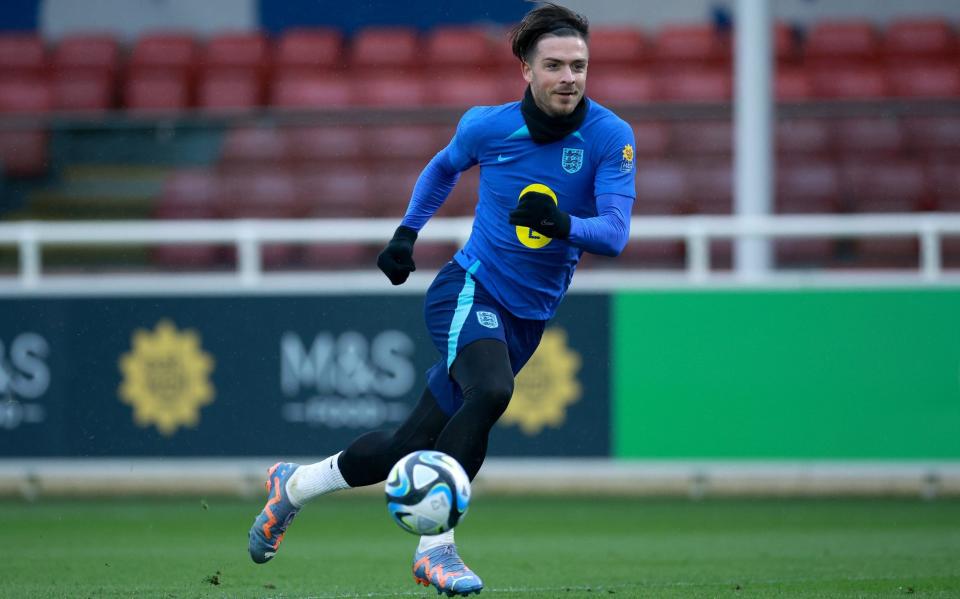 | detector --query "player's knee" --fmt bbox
[463,377,514,418]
